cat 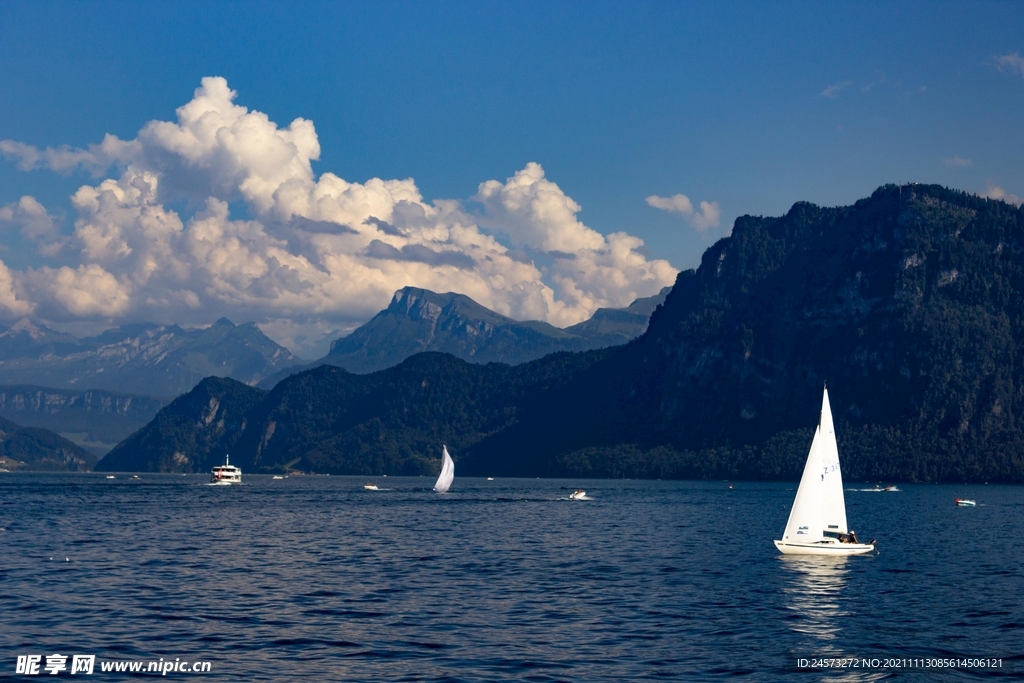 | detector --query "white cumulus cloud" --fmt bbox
[0,260,34,317]
[981,184,1023,207]
[0,77,677,354]
[0,196,66,255]
[0,135,136,175]
[646,193,721,231]
[25,264,132,317]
